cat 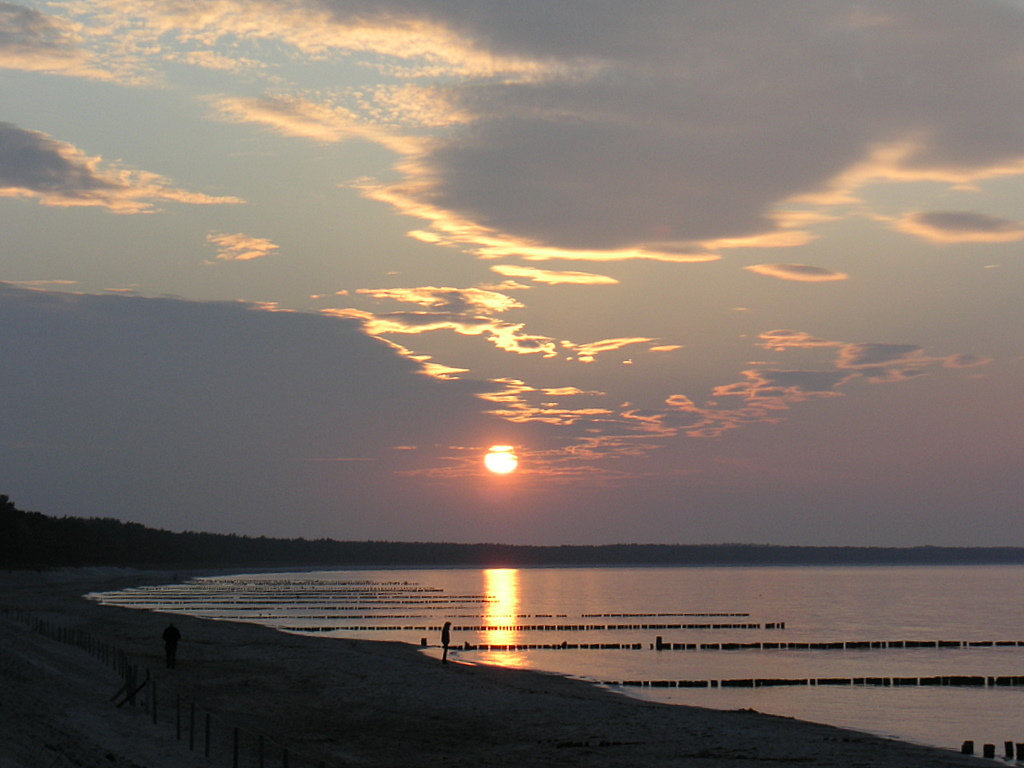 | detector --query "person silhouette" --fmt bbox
[162,623,181,669]
[441,621,451,665]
